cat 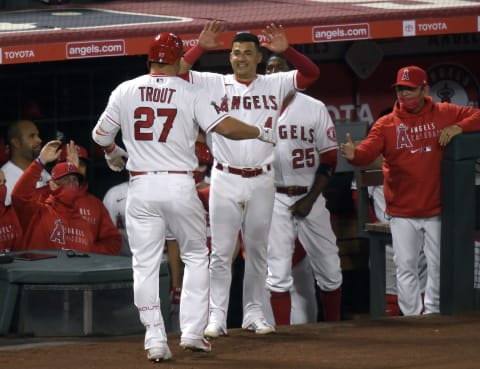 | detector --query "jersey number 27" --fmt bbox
[134,107,177,142]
